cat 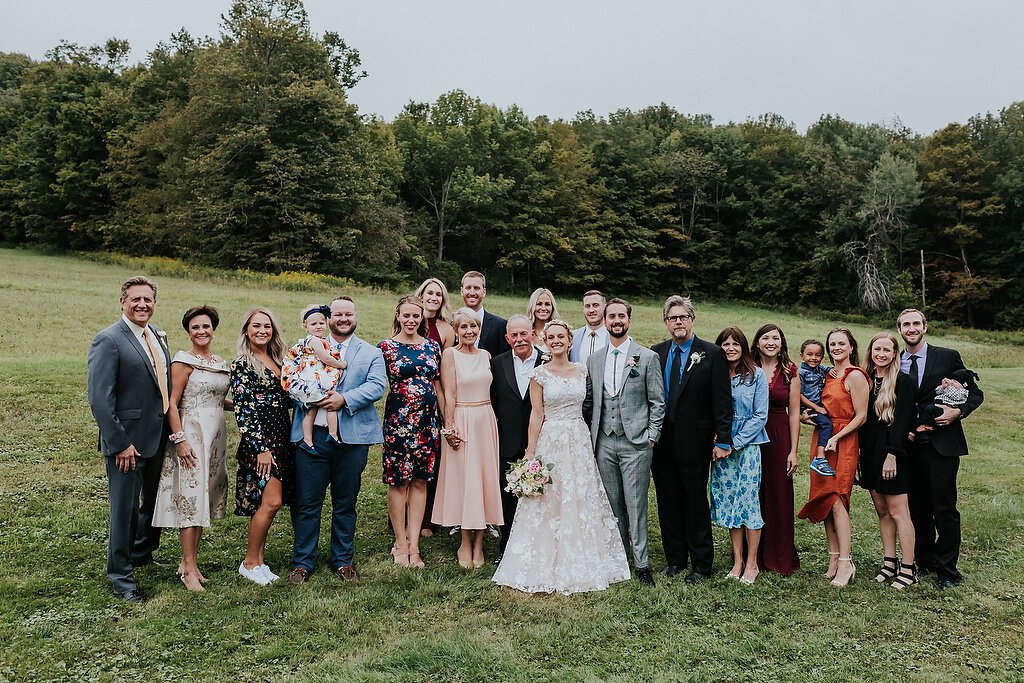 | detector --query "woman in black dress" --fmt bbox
[860,332,916,589]
[231,306,295,585]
